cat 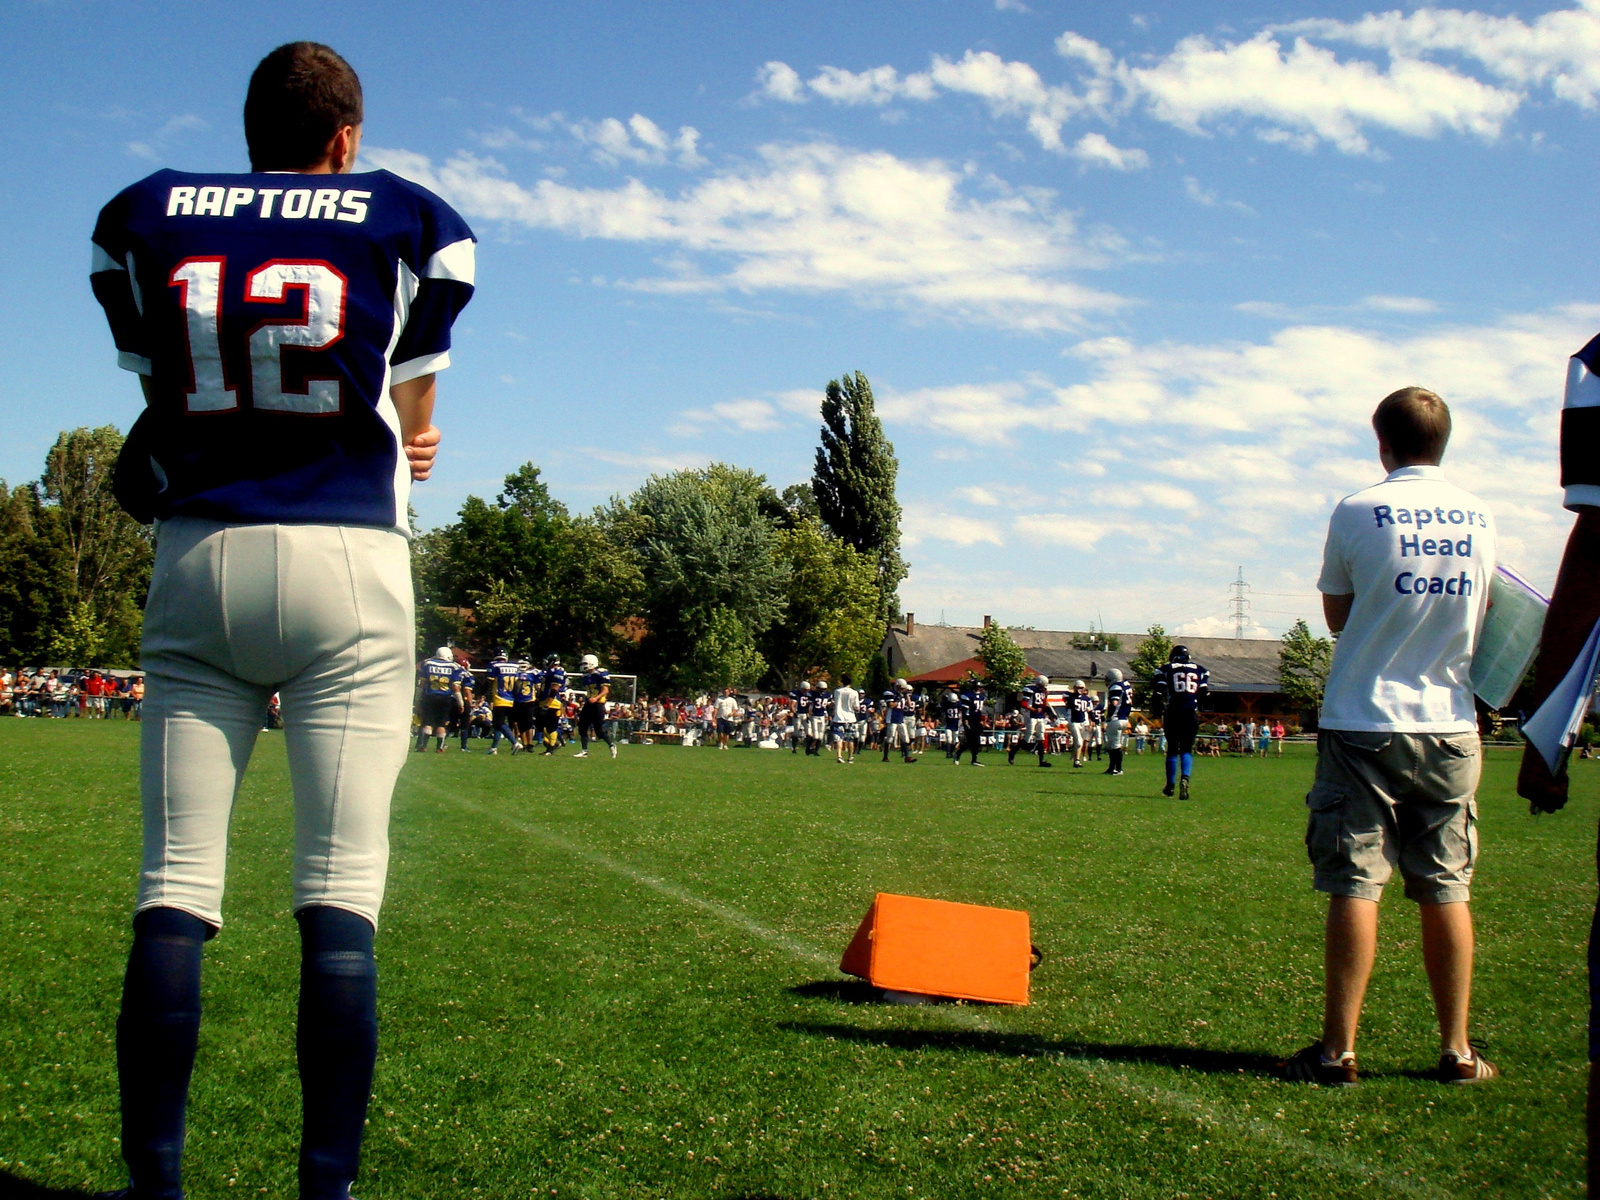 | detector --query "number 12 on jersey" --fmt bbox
[170,256,348,415]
